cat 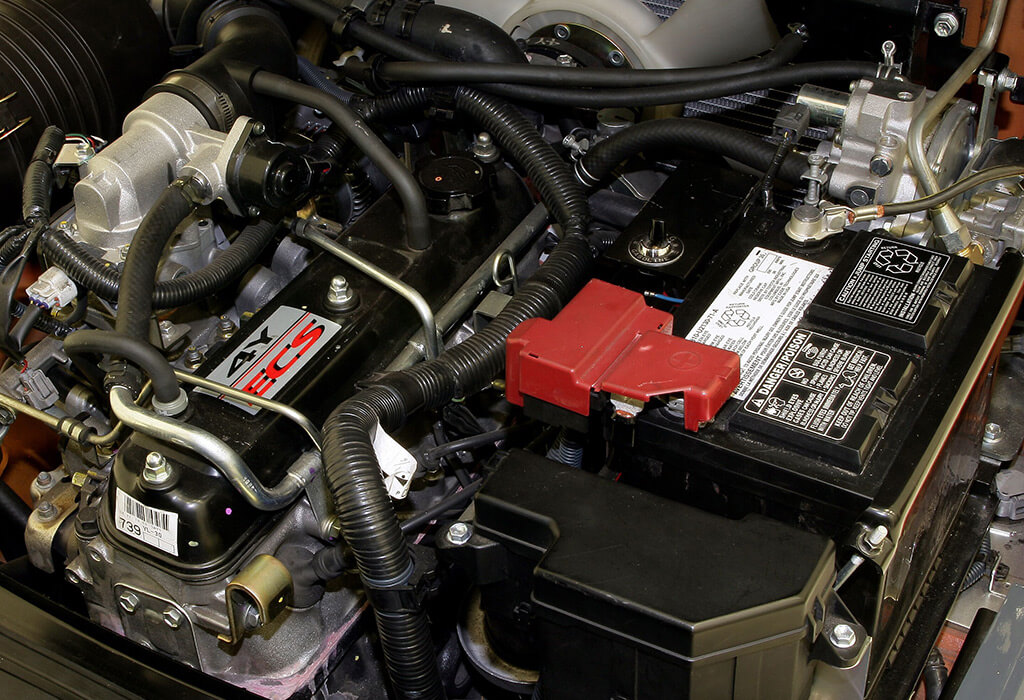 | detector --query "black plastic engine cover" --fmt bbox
[100,170,531,578]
